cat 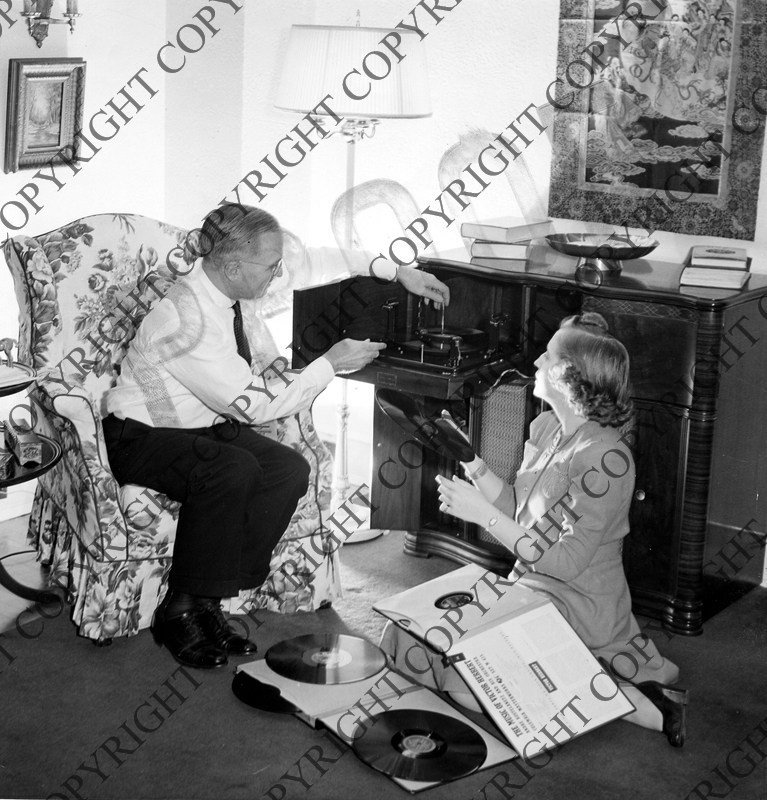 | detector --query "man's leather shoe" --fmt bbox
[152,607,227,669]
[197,603,257,656]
